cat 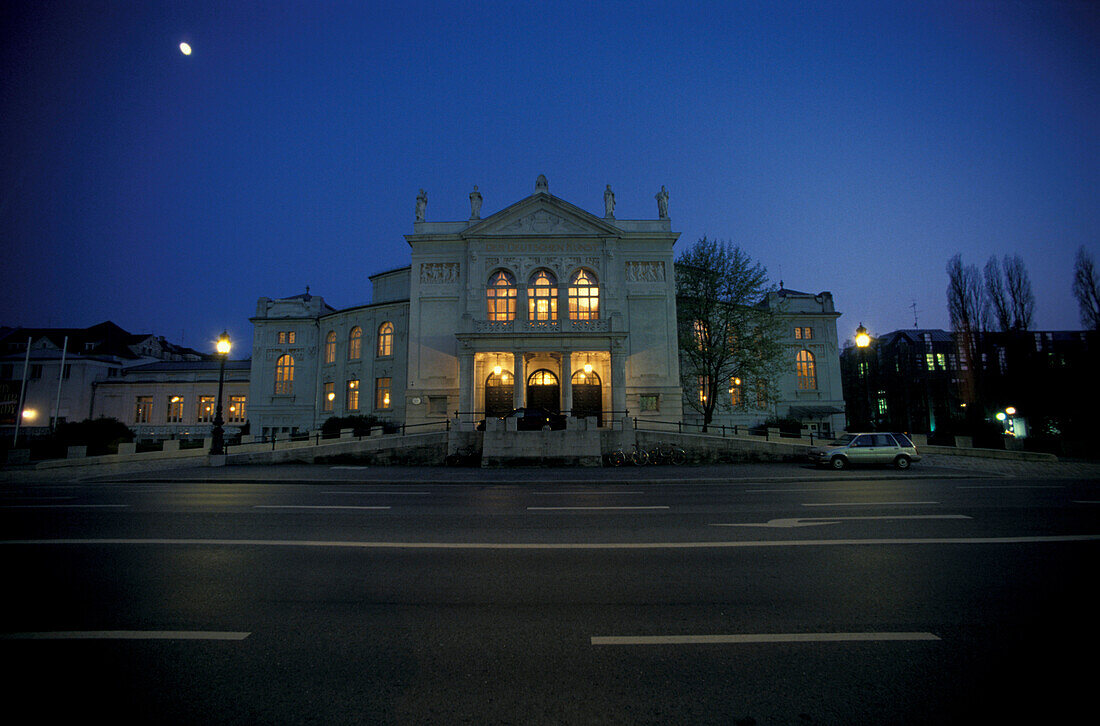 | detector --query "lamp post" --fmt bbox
[855,323,871,430]
[209,331,231,456]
